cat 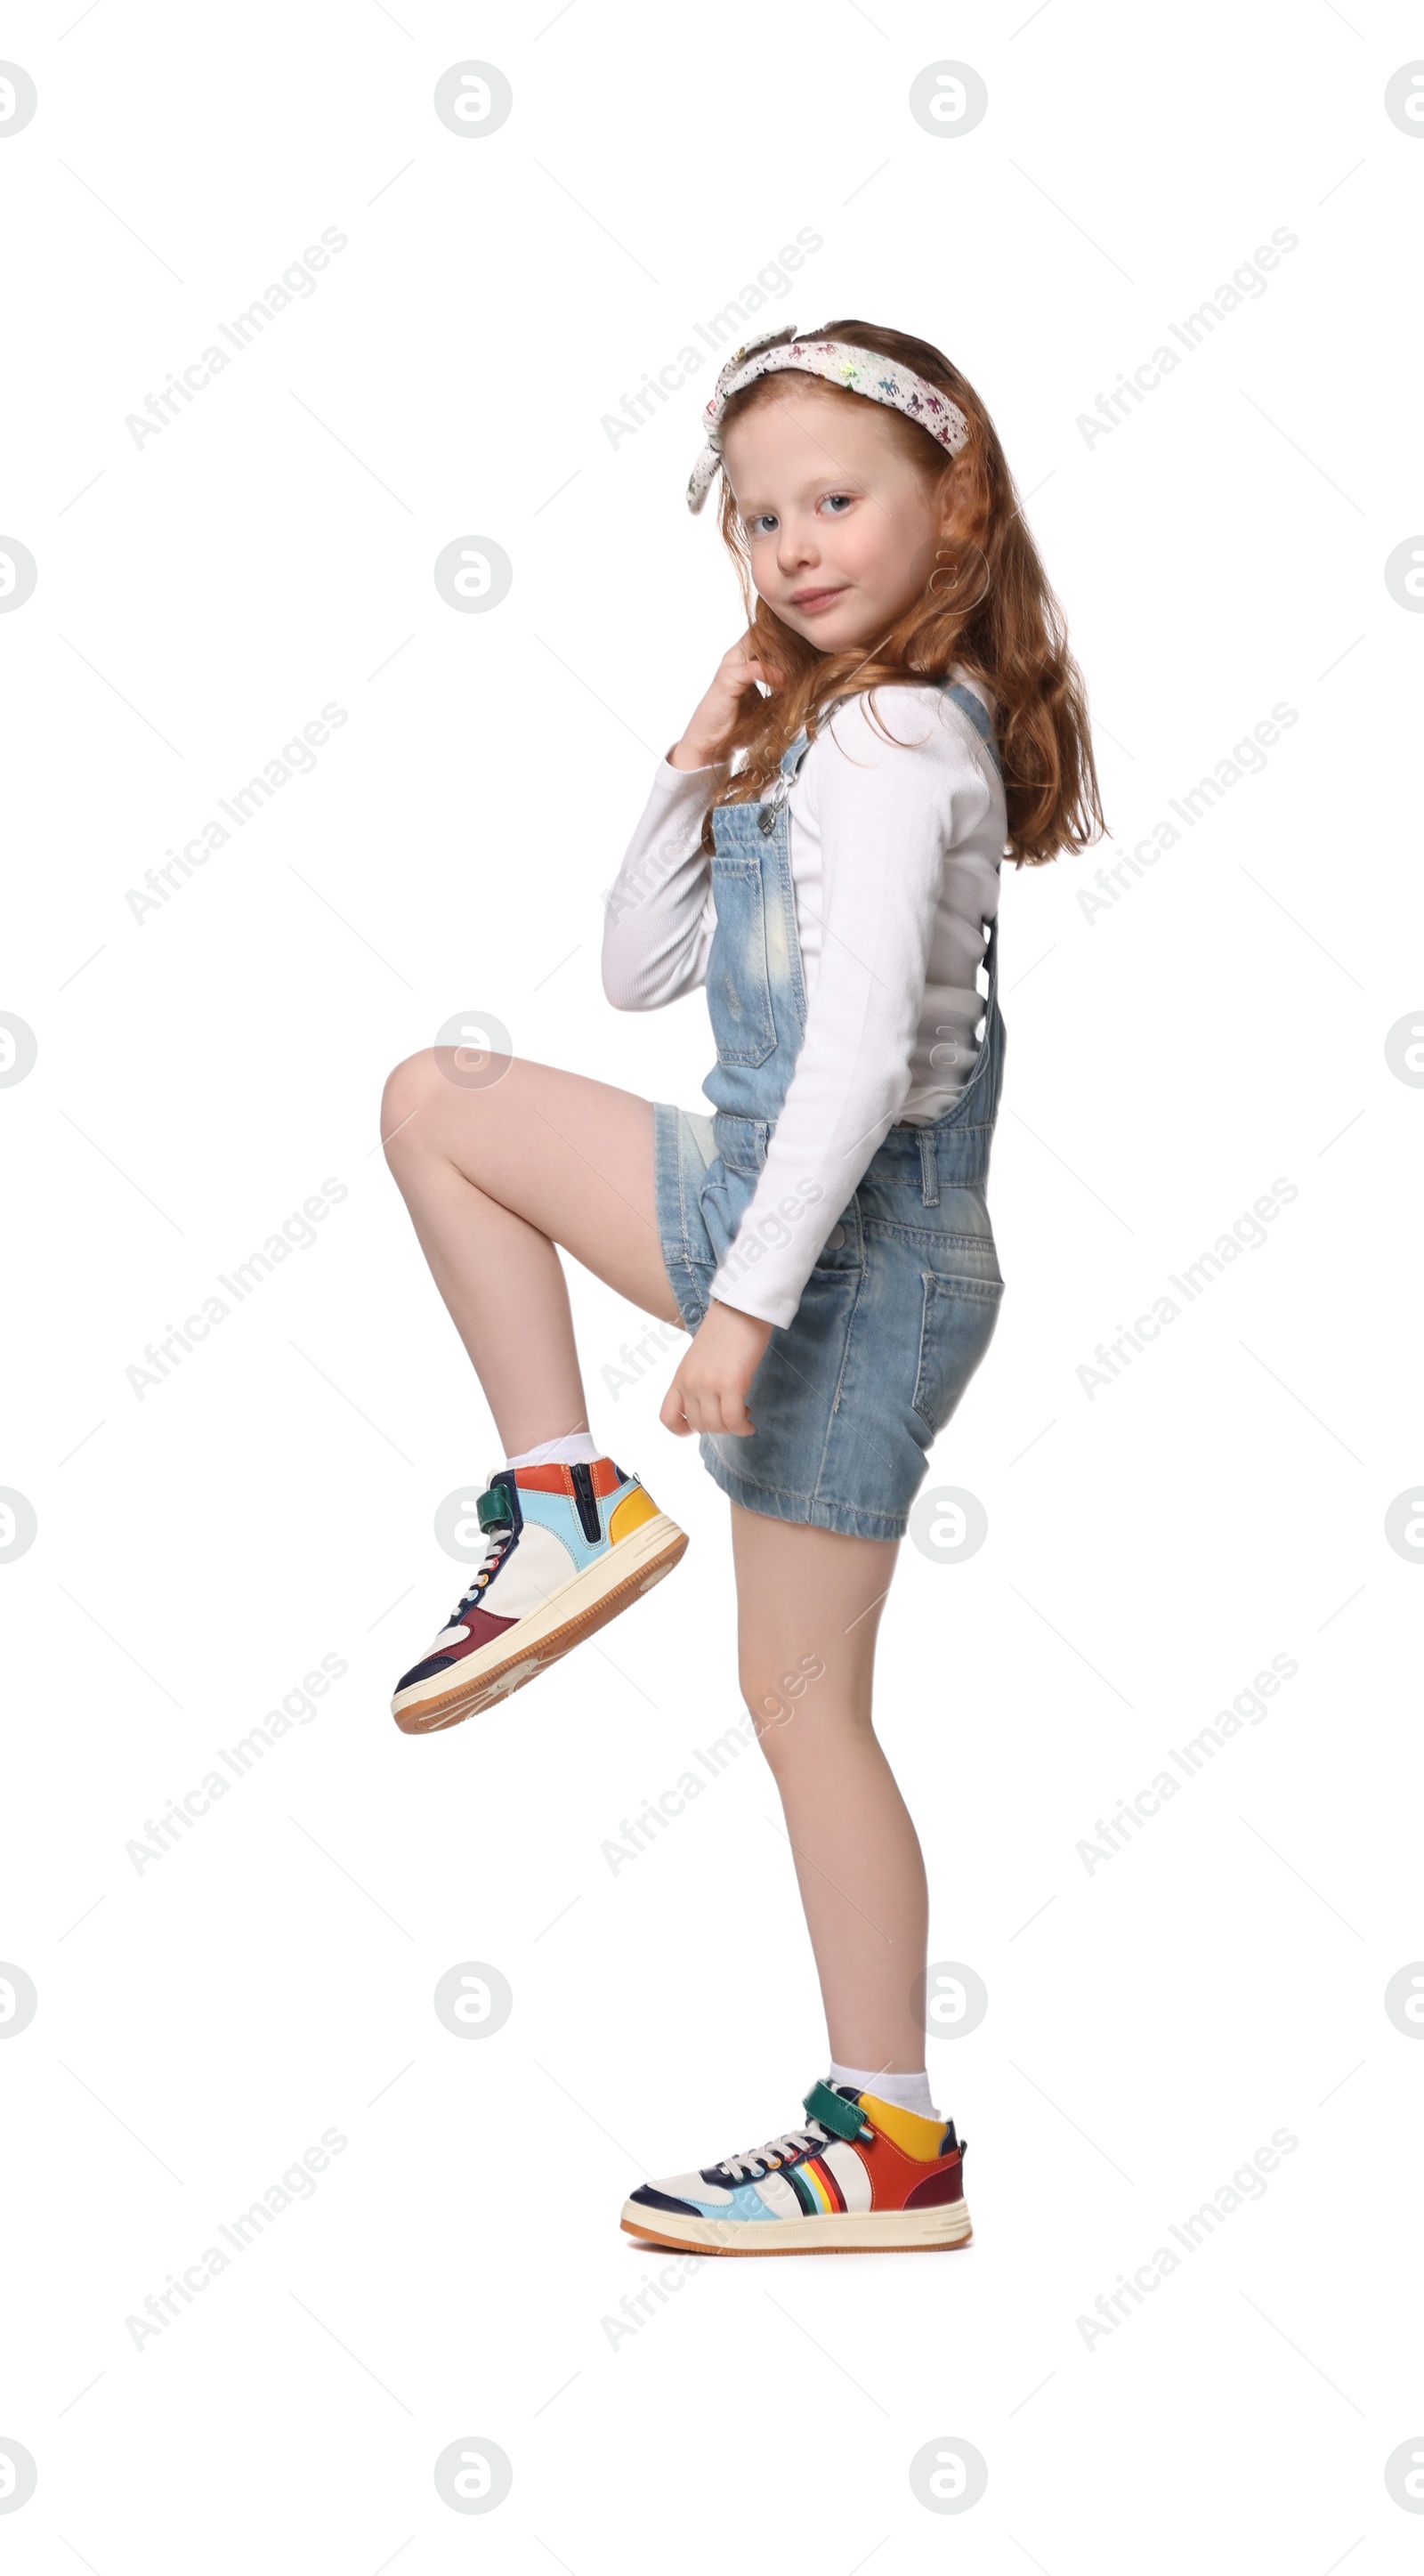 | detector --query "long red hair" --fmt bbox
[700,319,1103,868]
